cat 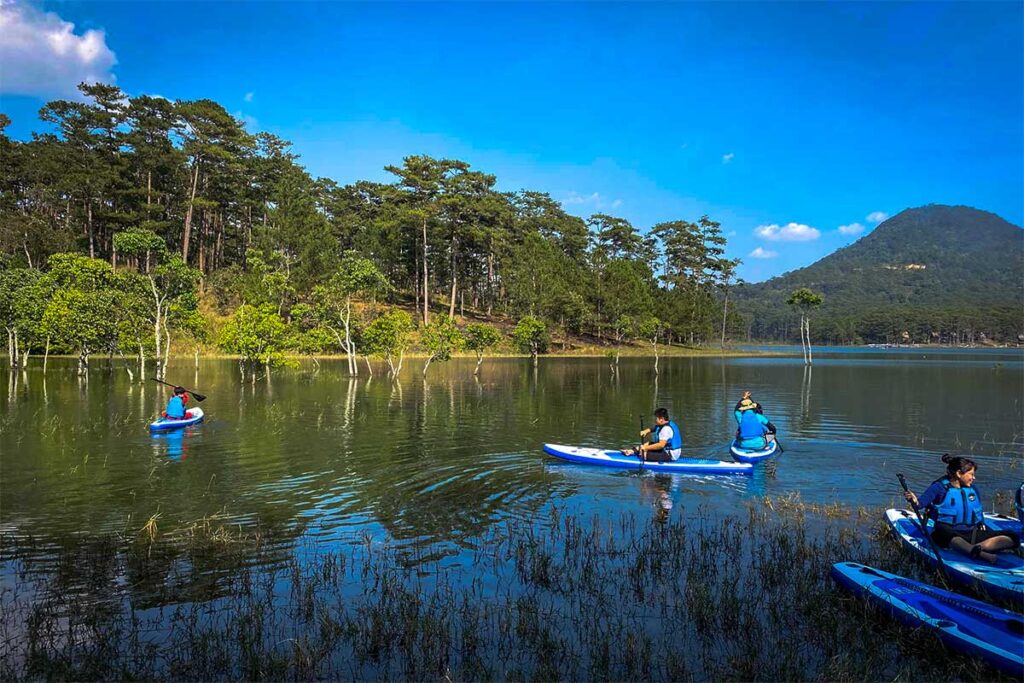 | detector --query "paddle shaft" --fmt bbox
[897,473,948,579]
[151,378,207,402]
[637,415,646,464]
